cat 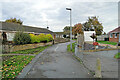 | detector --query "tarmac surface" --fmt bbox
[79,50,119,78]
[18,42,92,78]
